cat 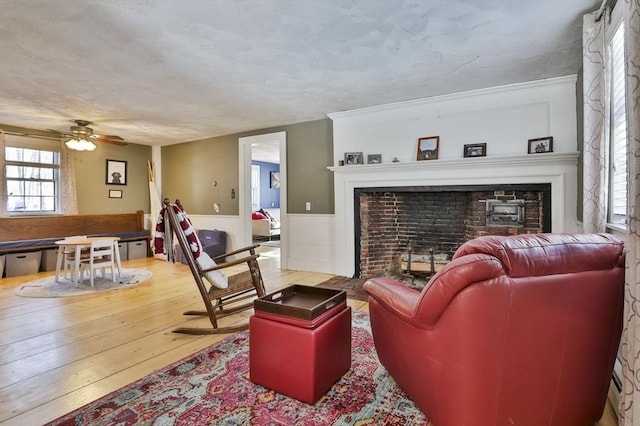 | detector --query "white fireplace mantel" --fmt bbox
[329,152,580,277]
